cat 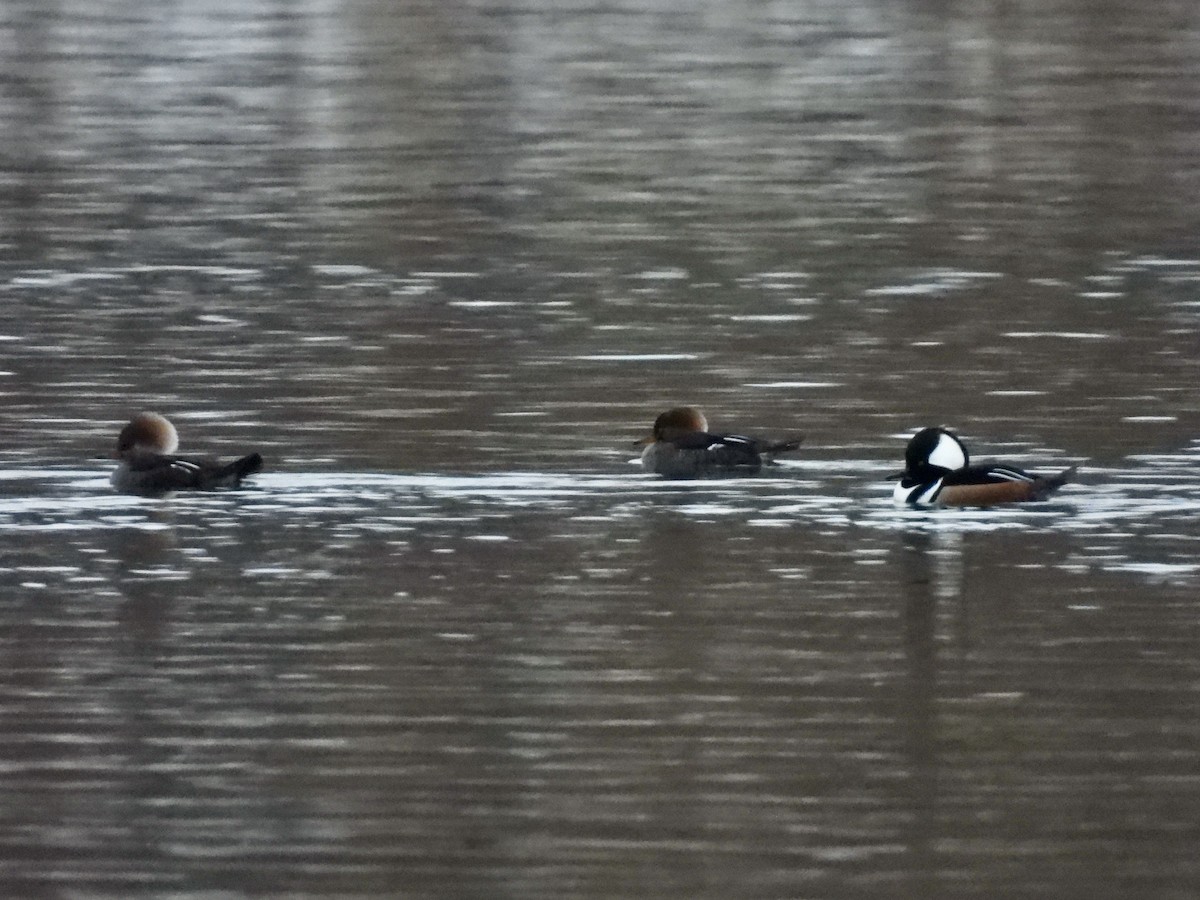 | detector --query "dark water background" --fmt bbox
[2,1,1199,897]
